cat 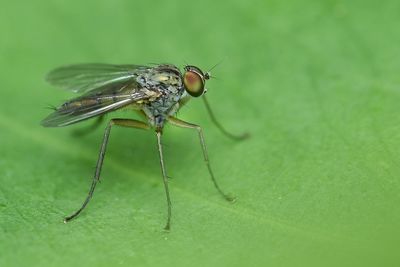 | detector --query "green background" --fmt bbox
[1,0,399,266]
